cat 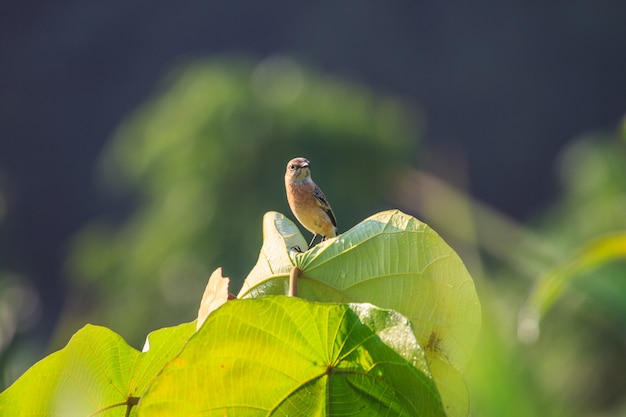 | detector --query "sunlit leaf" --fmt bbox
[238,211,306,296]
[0,322,195,416]
[238,209,481,417]
[196,267,231,330]
[139,297,445,417]
[518,232,626,344]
